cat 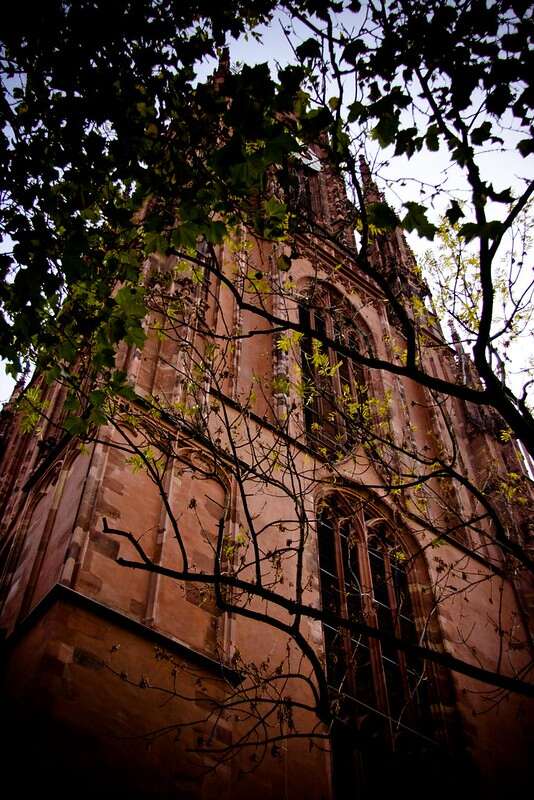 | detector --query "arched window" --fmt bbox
[298,286,370,454]
[317,496,442,796]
